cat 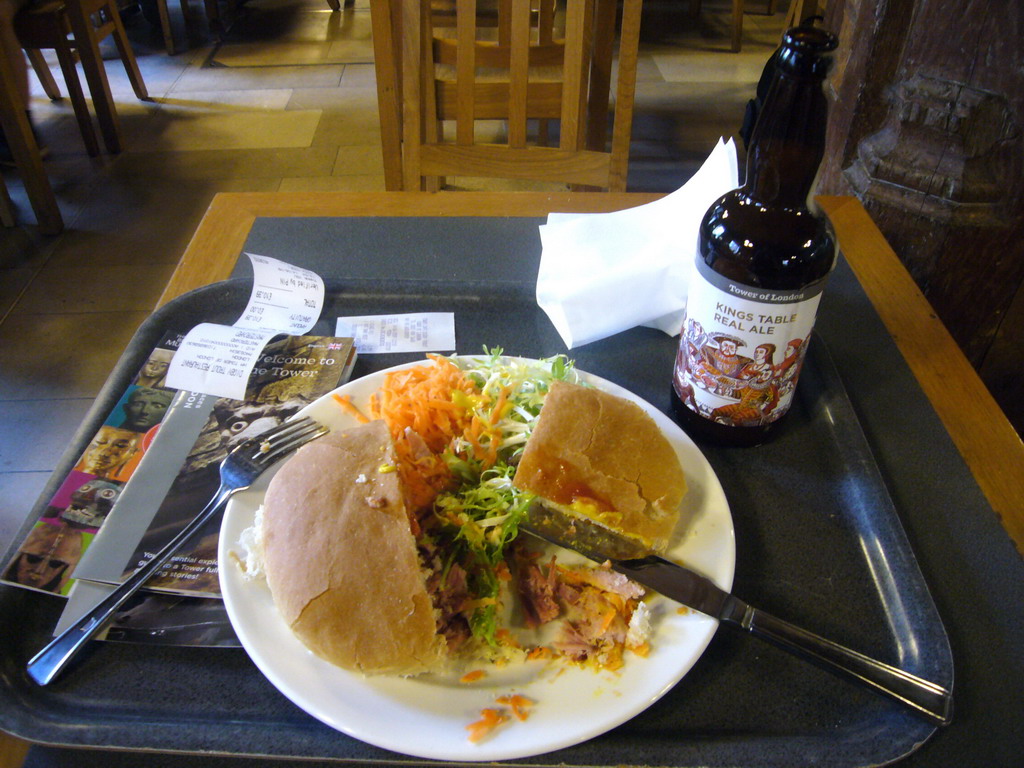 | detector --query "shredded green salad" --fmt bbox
[431,348,581,646]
